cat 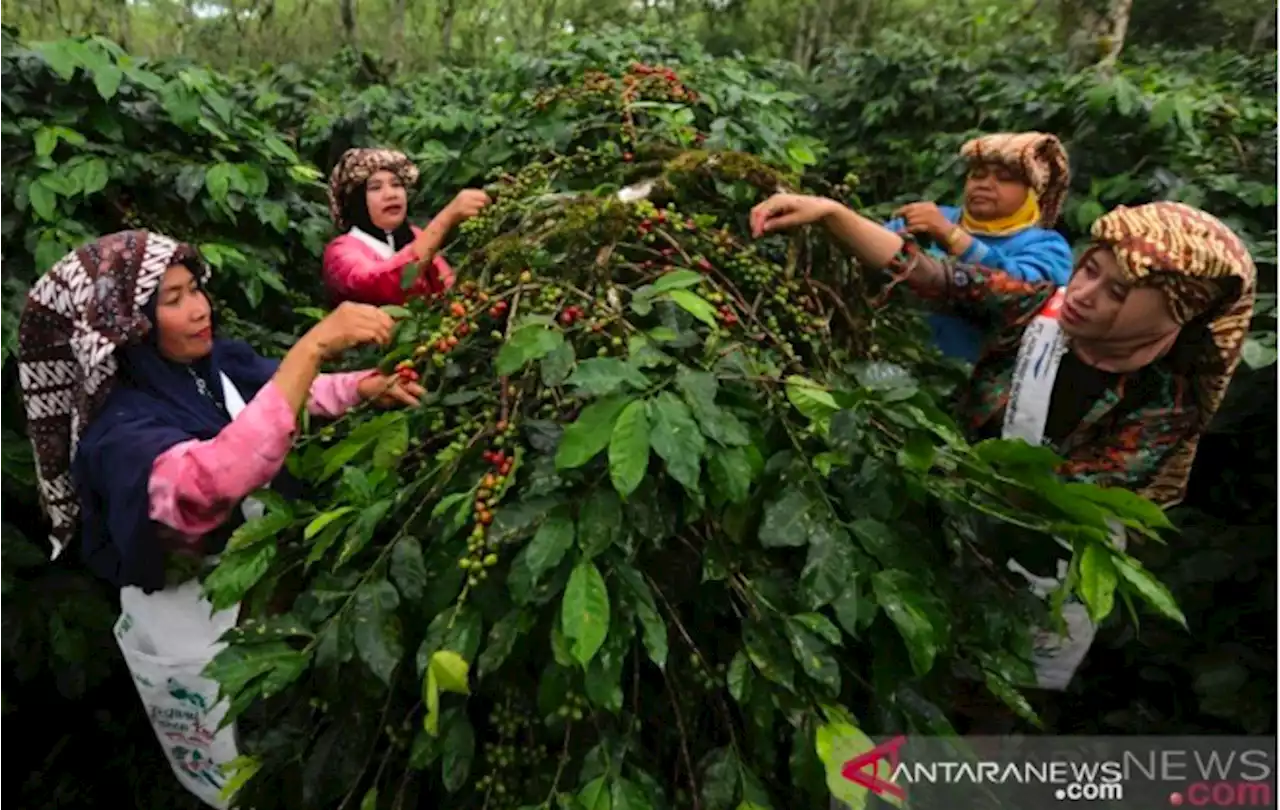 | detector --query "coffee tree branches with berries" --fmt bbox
[204,63,1186,810]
